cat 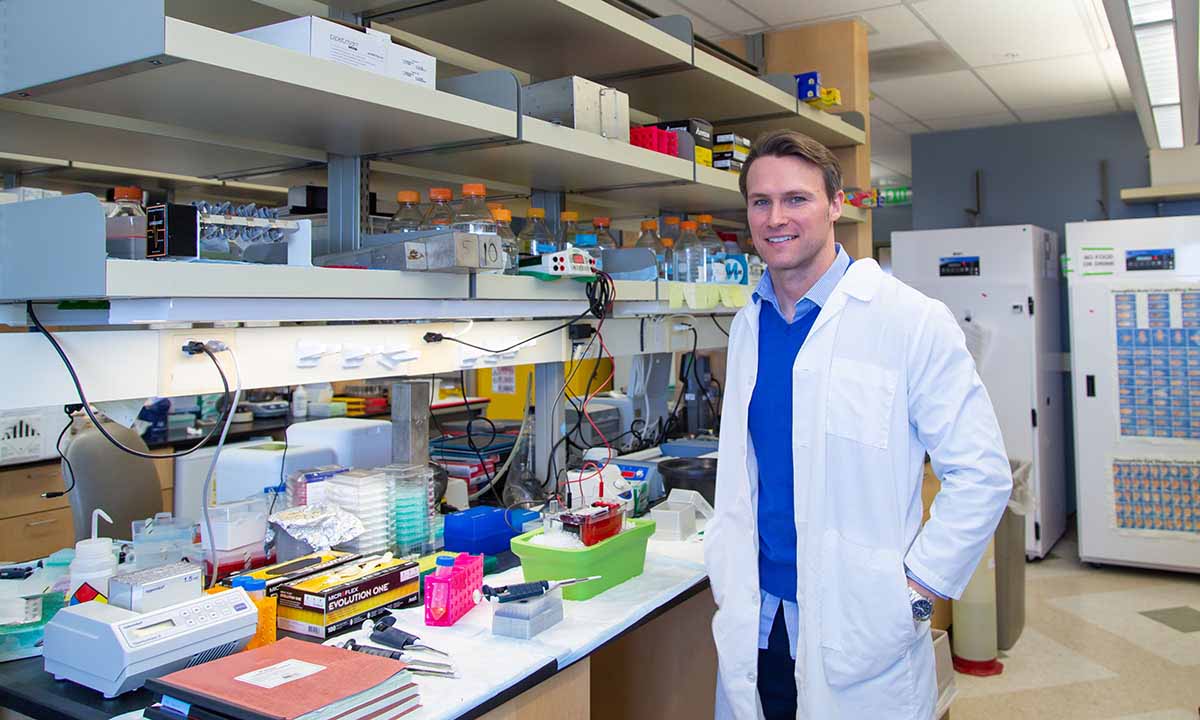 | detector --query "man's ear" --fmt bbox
[828,189,845,223]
